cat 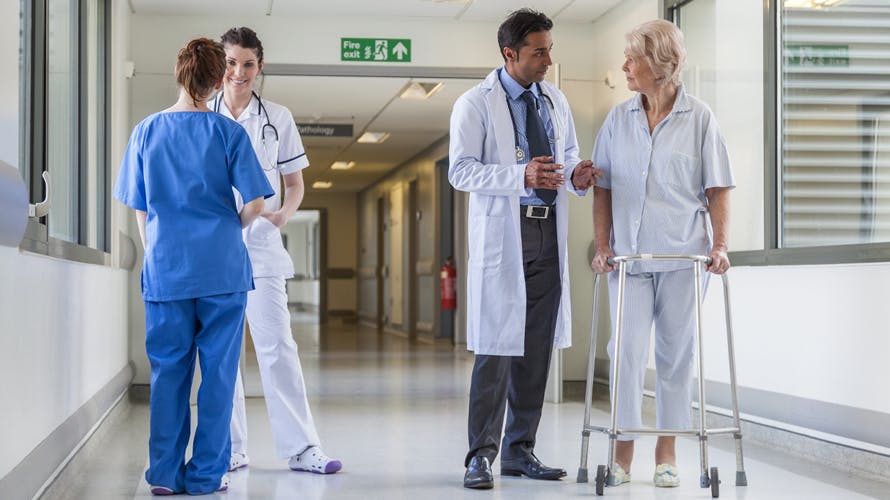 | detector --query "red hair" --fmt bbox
[174,38,226,106]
